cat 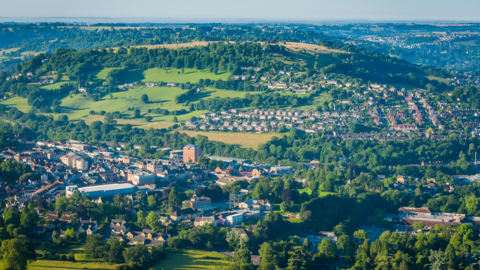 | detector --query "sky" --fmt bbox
[1,0,480,23]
